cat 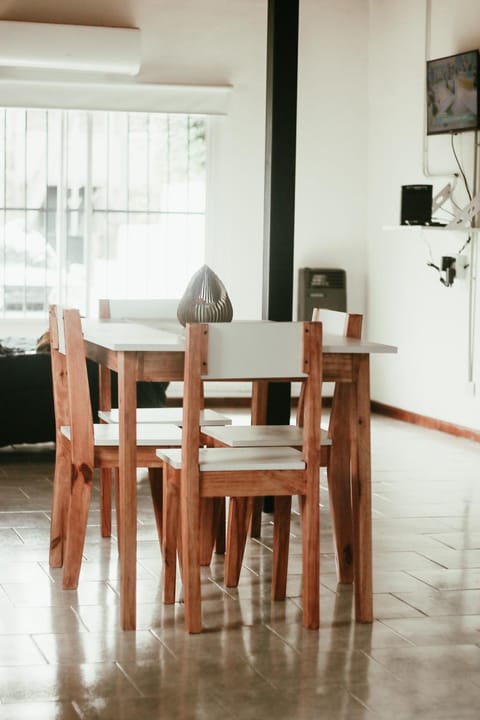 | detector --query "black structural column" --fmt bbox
[263,0,299,425]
